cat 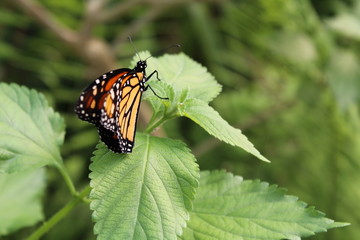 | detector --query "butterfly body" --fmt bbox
[75,60,157,153]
